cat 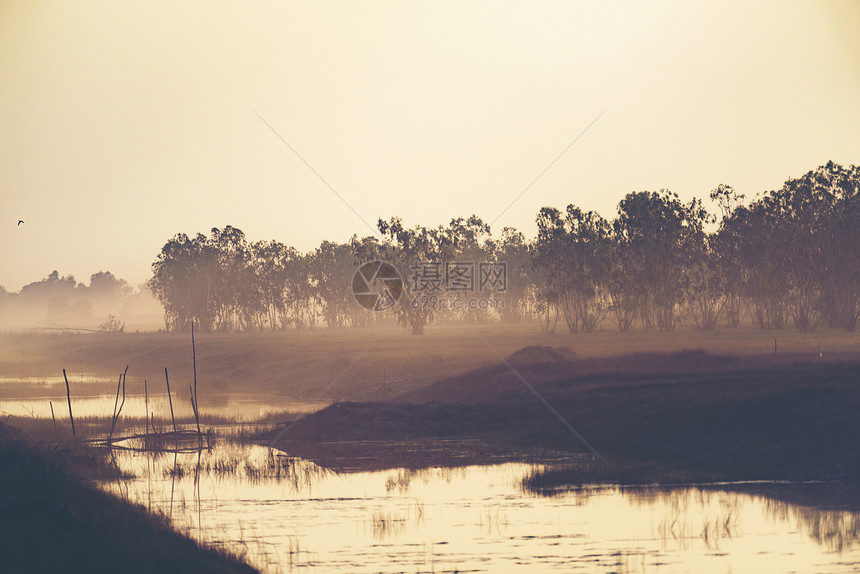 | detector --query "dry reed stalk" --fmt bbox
[165,367,177,433]
[63,368,75,440]
[189,385,201,435]
[191,322,201,434]
[108,365,128,442]
[49,401,59,442]
[108,366,129,442]
[144,379,149,436]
